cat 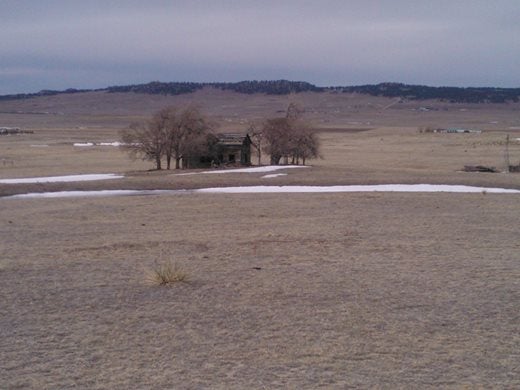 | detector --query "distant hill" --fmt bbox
[334,82,520,103]
[0,88,94,102]
[1,80,519,103]
[106,80,323,95]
